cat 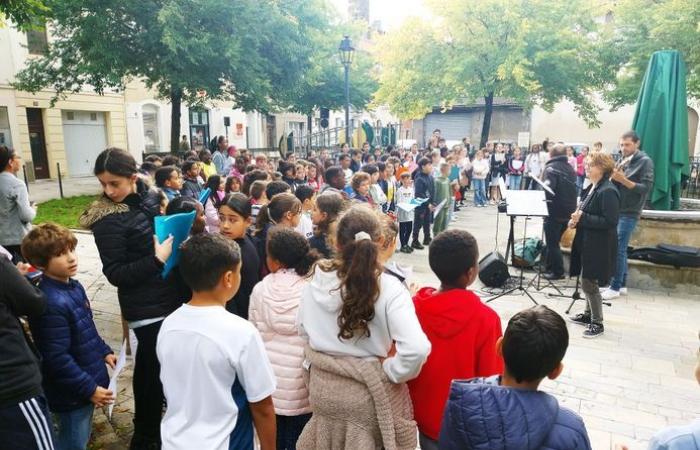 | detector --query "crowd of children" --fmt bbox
[0,136,696,450]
